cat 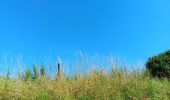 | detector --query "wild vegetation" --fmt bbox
[146,50,170,78]
[0,52,169,99]
[0,65,168,99]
